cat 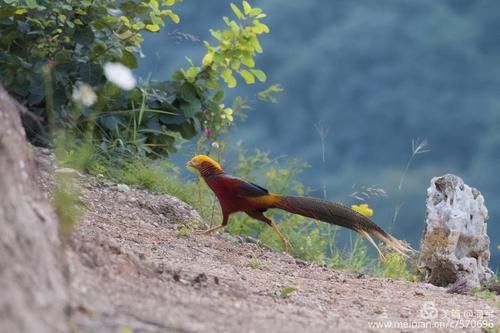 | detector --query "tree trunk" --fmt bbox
[0,85,69,332]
